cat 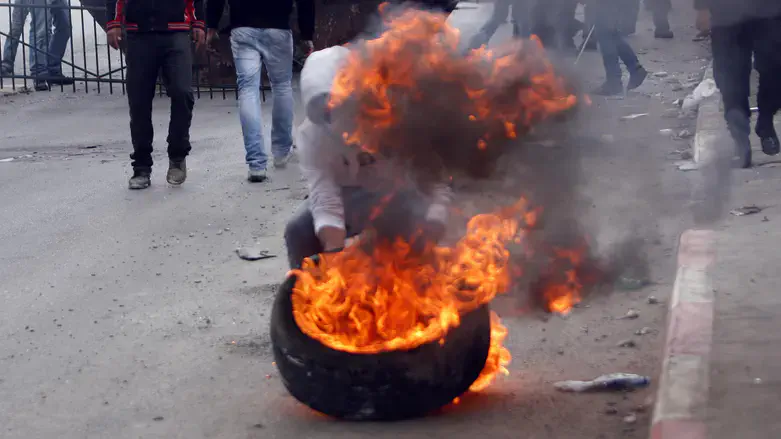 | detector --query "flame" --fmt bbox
[328,7,578,156]
[536,247,586,315]
[469,312,511,391]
